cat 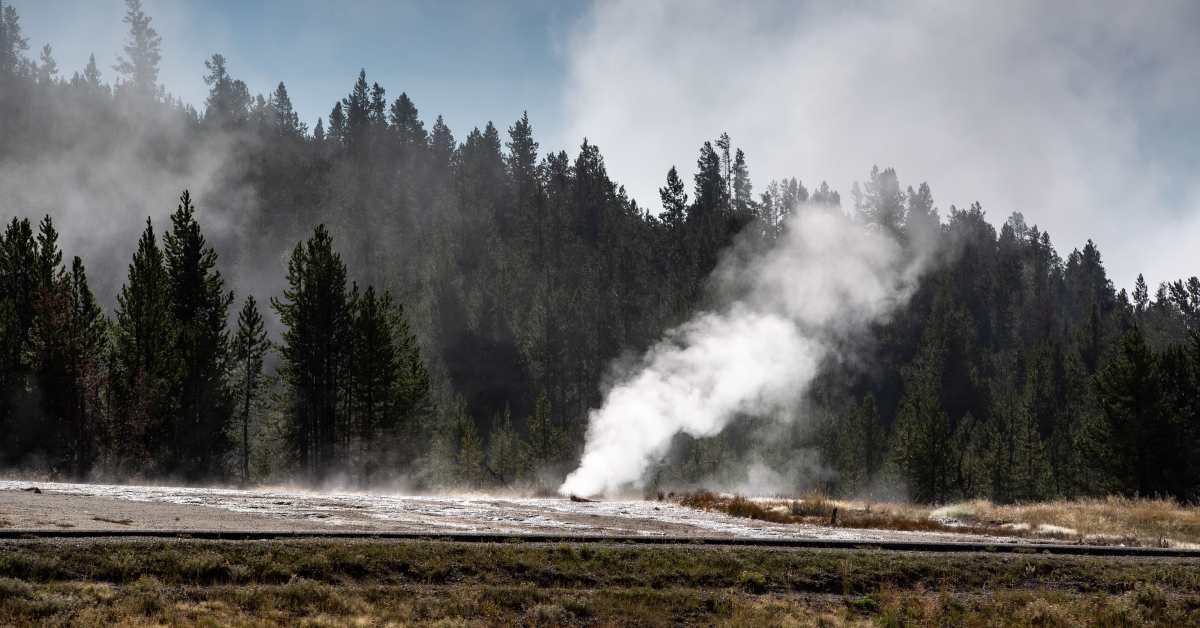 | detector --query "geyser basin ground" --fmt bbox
[0,479,1024,544]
